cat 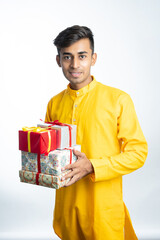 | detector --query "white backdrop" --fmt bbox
[0,0,160,239]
